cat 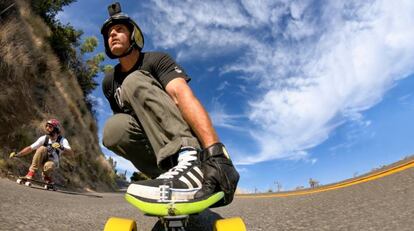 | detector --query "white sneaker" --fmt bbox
[127,147,203,202]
